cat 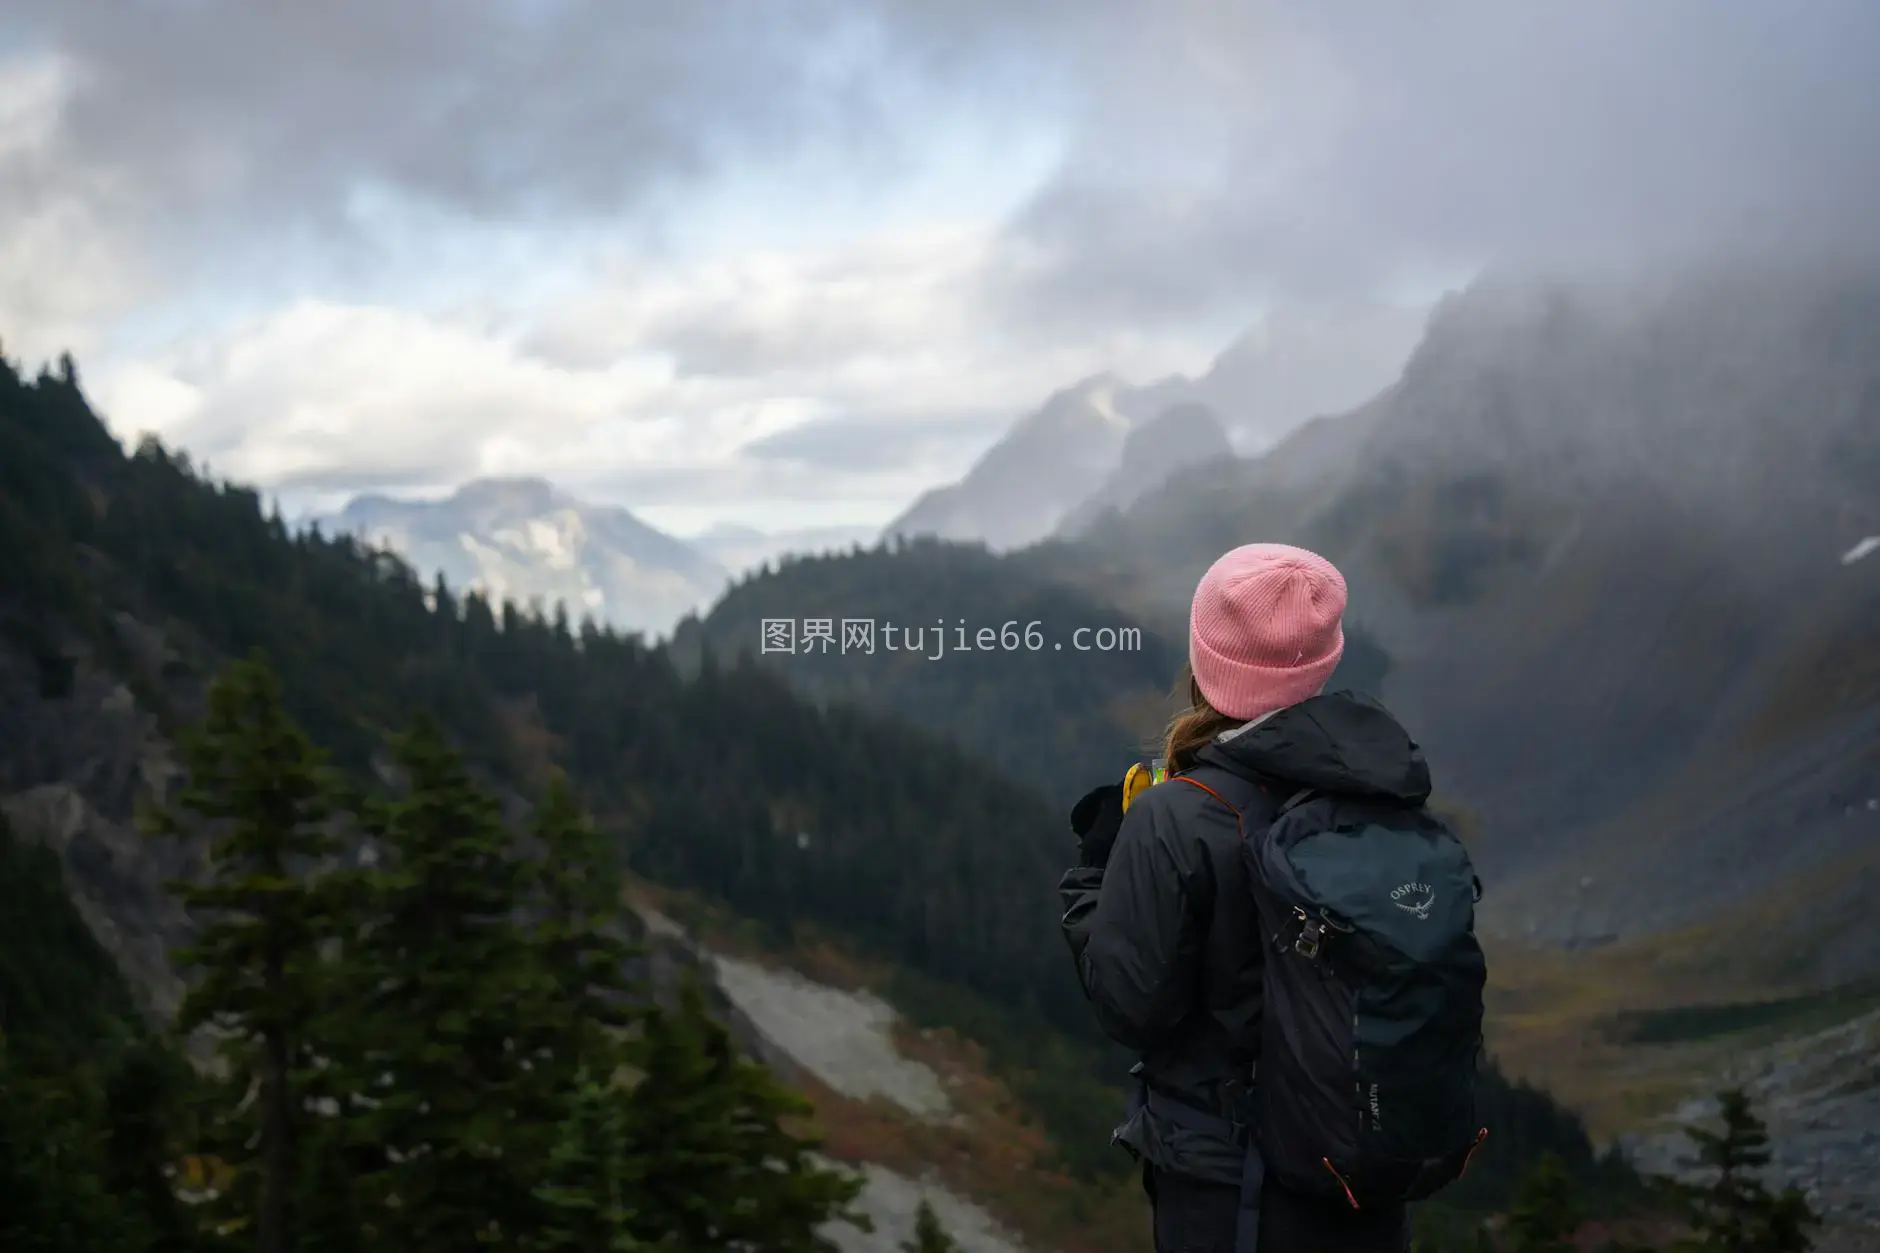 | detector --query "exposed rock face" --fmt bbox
[0,783,192,1025]
[708,952,953,1121]
[631,912,1028,1253]
[1621,1007,1880,1244]
[0,616,200,1026]
[623,905,811,1089]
